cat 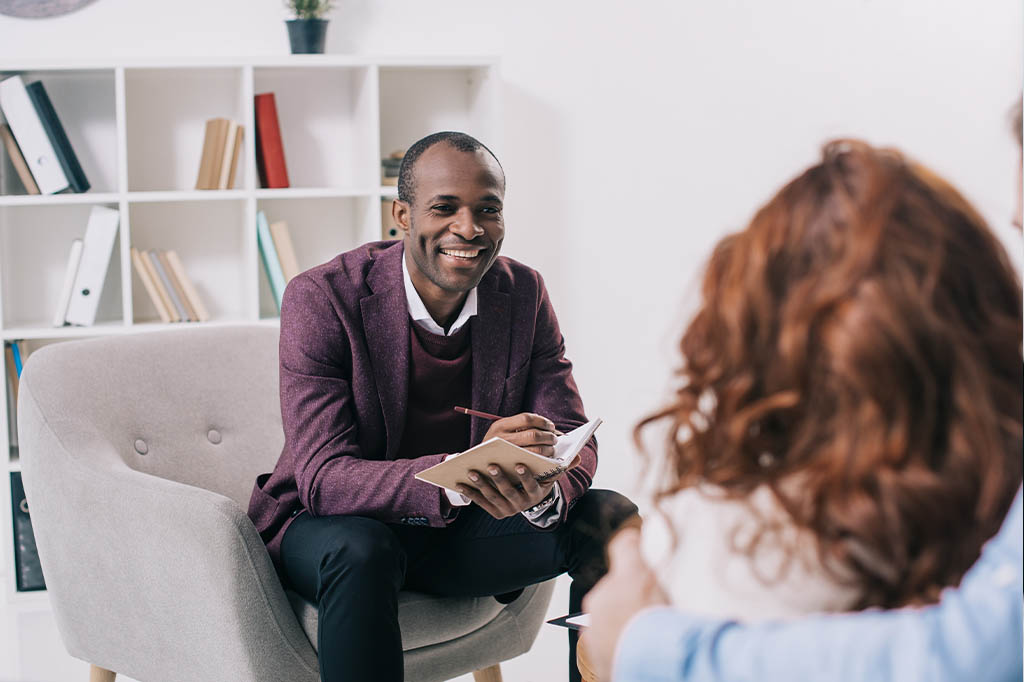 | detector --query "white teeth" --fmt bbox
[440,249,480,259]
